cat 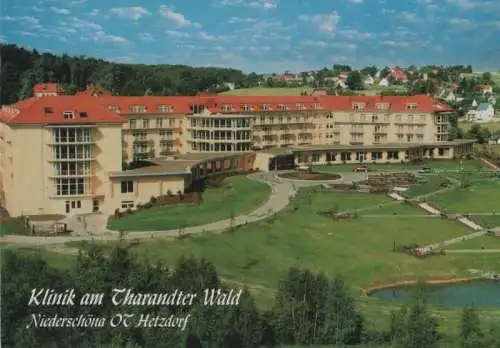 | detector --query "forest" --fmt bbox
[2,242,500,348]
[0,44,262,105]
